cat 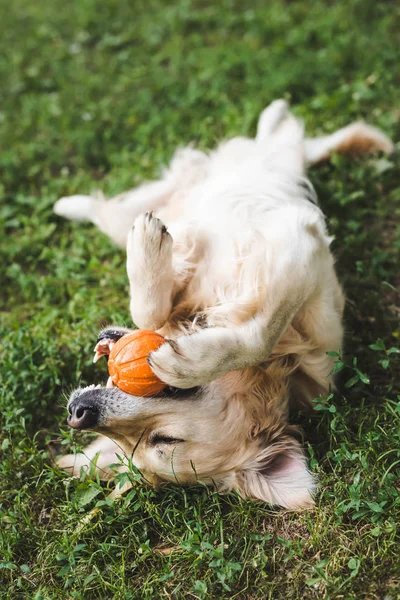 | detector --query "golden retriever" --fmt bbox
[54,100,392,508]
